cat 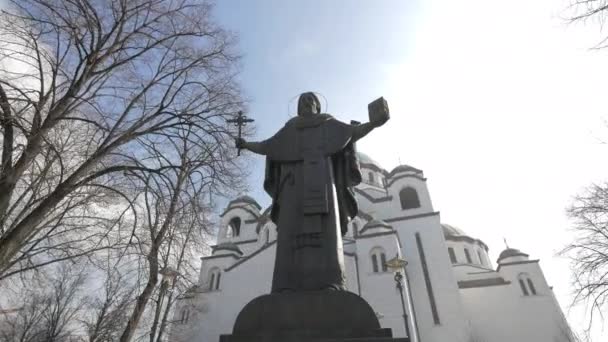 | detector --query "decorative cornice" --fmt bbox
[386,174,427,187]
[355,230,397,240]
[232,238,258,246]
[224,241,277,272]
[496,259,540,272]
[200,254,240,261]
[458,277,511,289]
[354,187,392,203]
[220,205,261,218]
[383,211,440,223]
[445,235,489,252]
